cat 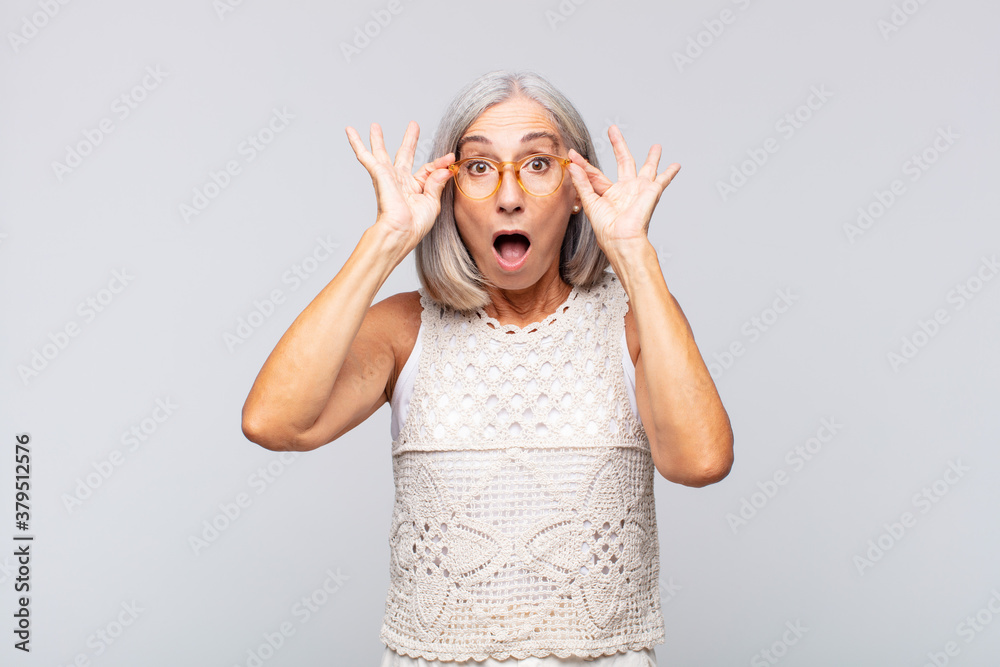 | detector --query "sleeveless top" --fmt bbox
[390,325,640,441]
[379,270,666,662]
